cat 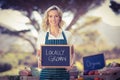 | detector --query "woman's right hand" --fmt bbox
[38,57,42,68]
[36,49,42,68]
